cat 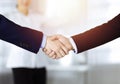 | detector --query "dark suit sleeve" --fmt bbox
[0,14,43,53]
[72,14,120,53]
